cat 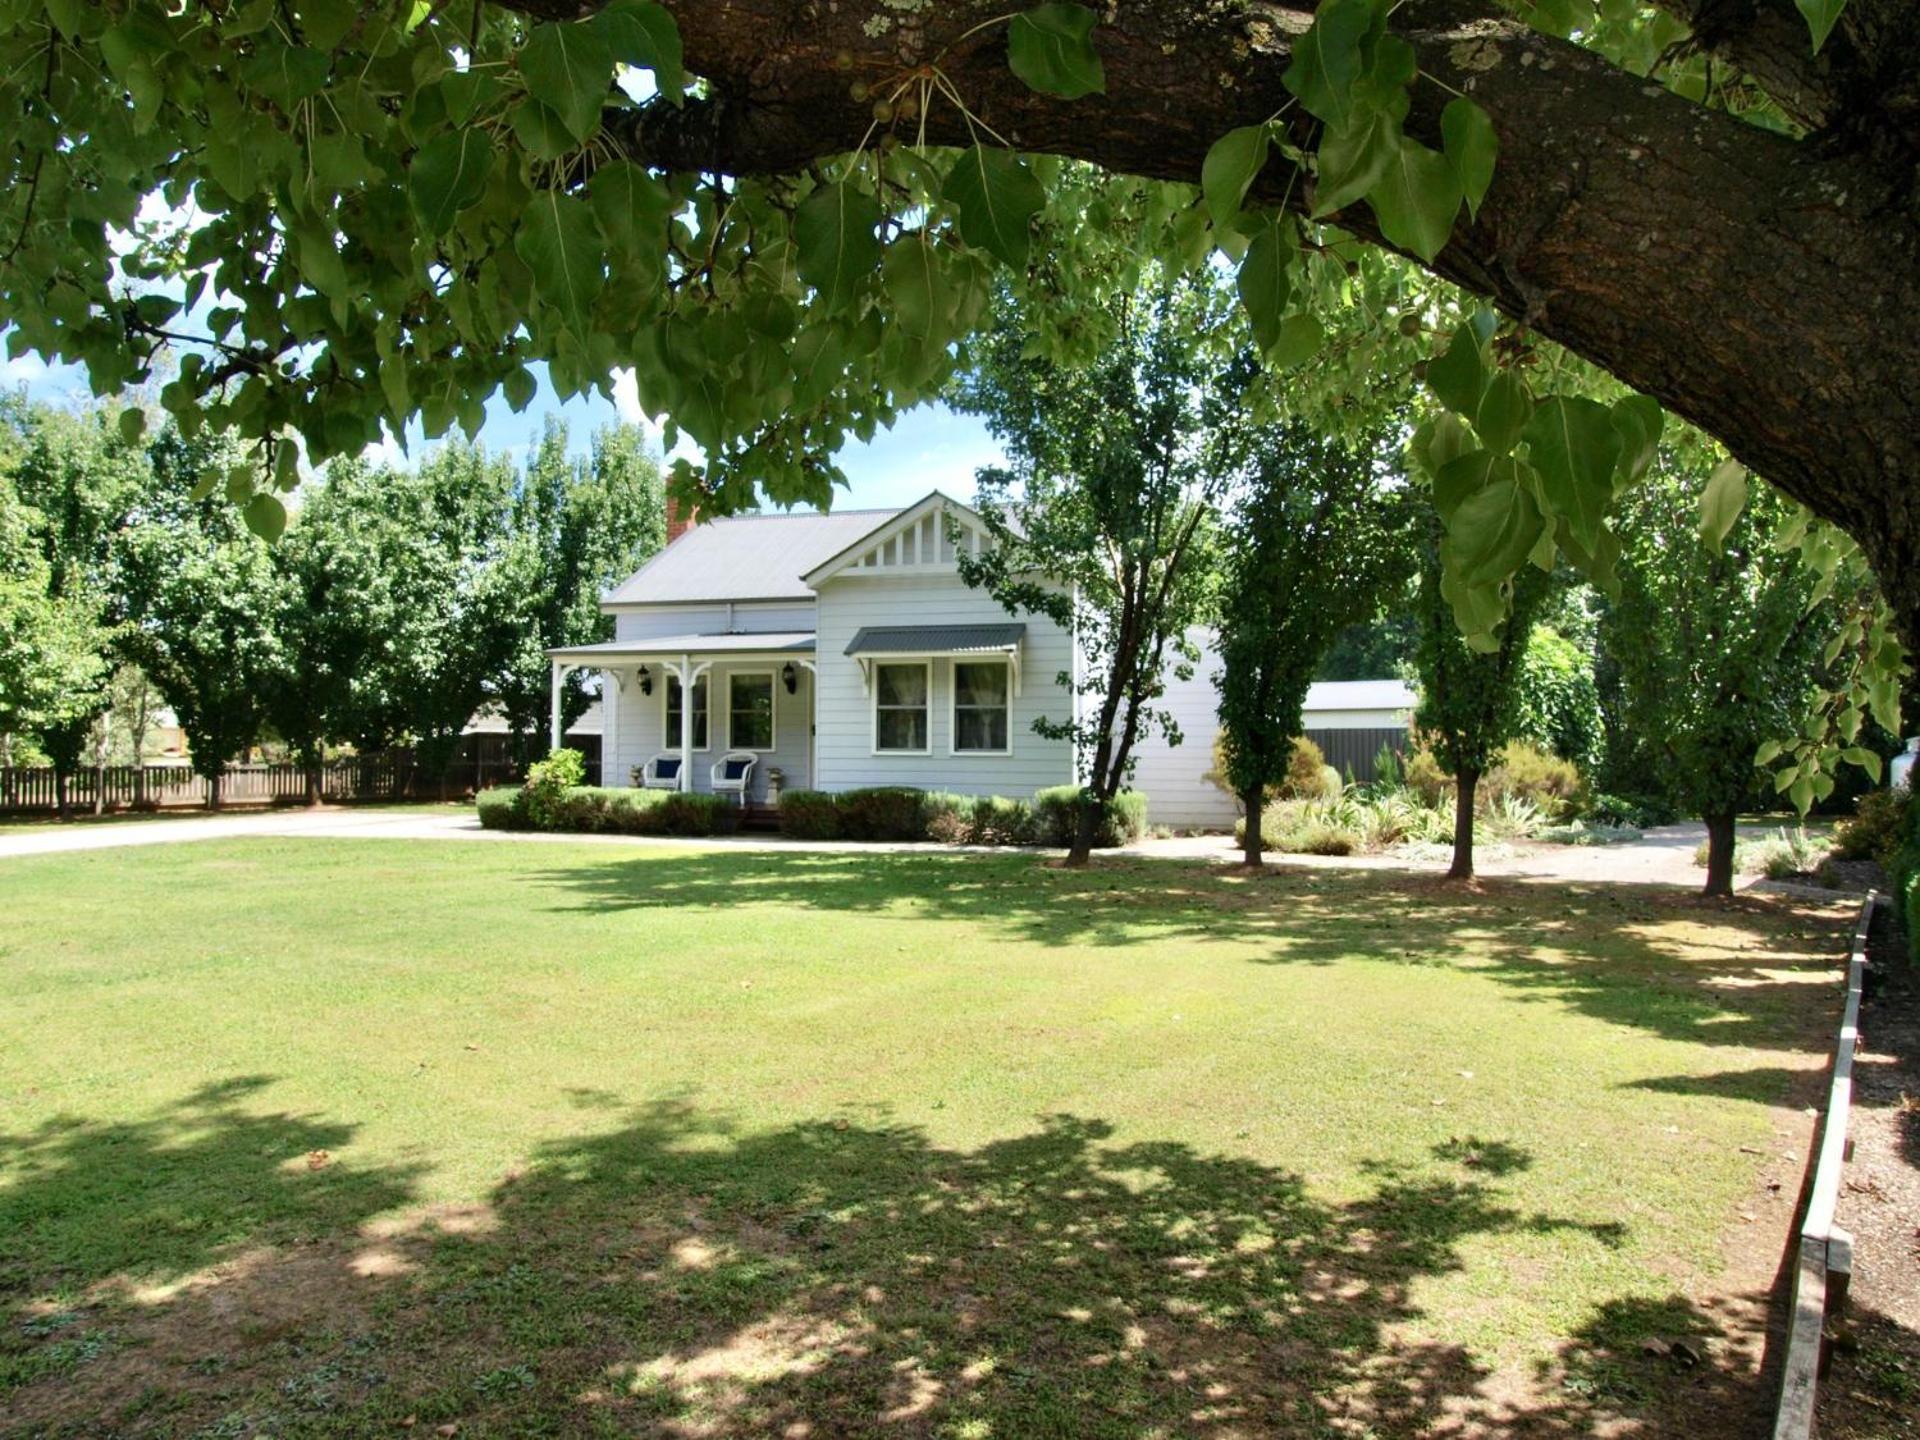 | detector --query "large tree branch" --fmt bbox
[512,0,1920,637]
[1651,0,1920,137]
